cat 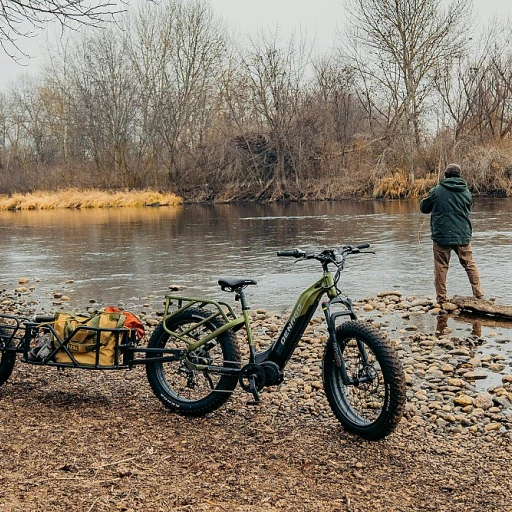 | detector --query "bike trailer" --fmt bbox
[51,310,126,366]
[31,308,145,368]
